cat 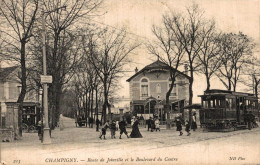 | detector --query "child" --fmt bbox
[99,120,109,140]
[175,115,183,136]
[119,118,129,139]
[185,120,191,136]
[155,118,160,132]
[110,120,117,139]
